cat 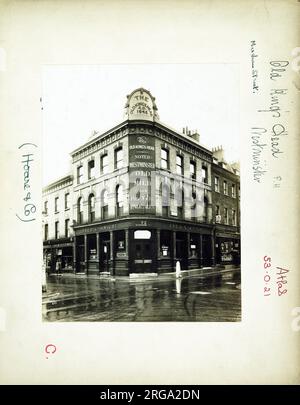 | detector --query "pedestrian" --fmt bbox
[56,259,62,275]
